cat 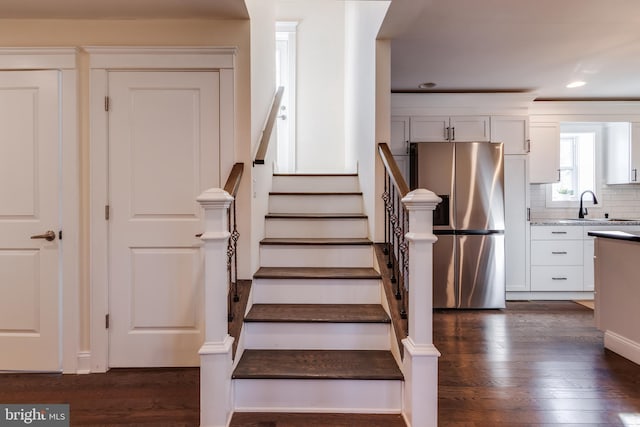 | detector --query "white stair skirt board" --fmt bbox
[251,278,381,304]
[233,378,403,413]
[243,323,391,350]
[259,245,373,268]
[268,194,363,214]
[272,175,360,193]
[265,217,368,238]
